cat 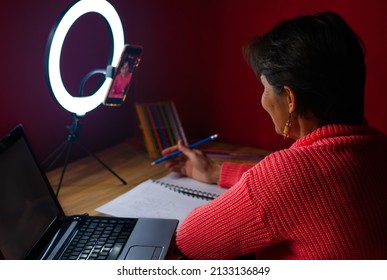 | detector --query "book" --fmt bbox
[135,104,157,158]
[135,101,188,159]
[95,172,227,226]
